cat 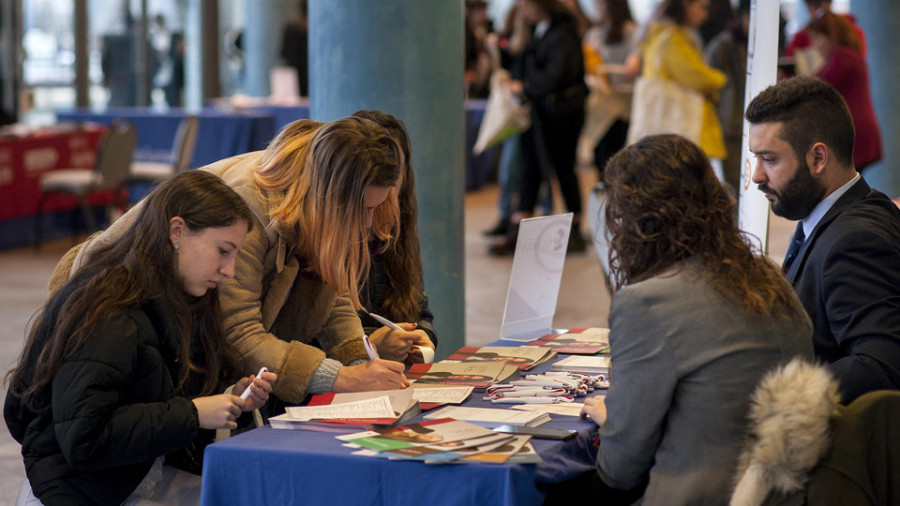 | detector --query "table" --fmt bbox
[55,108,278,169]
[200,345,598,506]
[0,125,107,249]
